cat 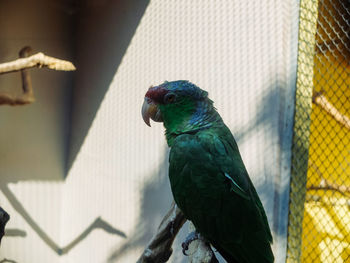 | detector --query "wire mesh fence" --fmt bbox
[287,0,350,262]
